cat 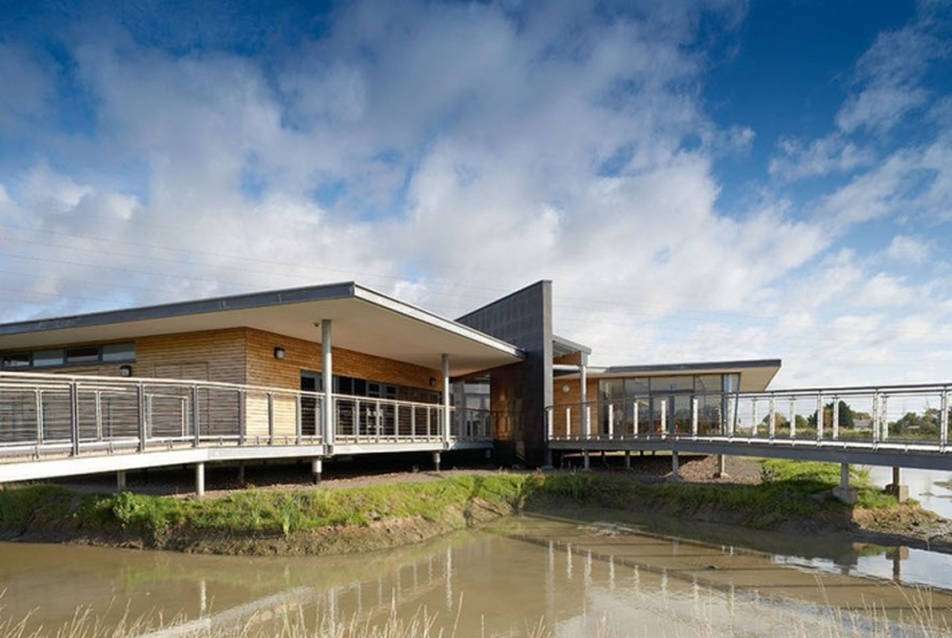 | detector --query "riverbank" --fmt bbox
[2,457,951,556]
